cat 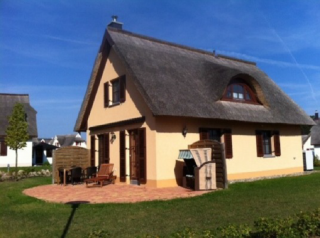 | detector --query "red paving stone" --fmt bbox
[23,183,210,204]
